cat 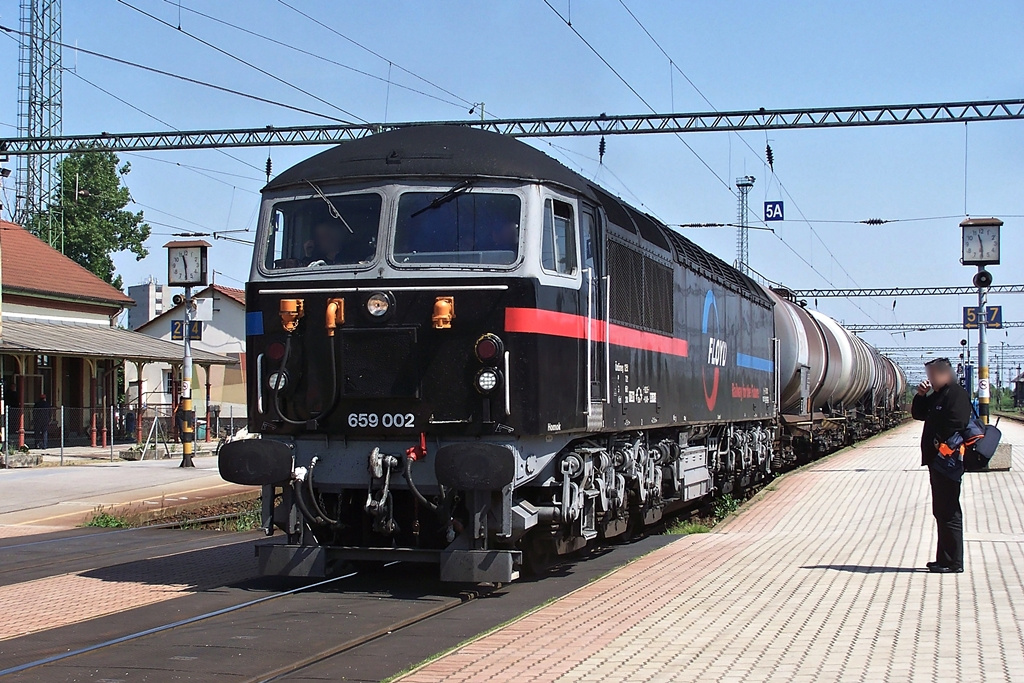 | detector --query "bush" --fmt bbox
[713,493,740,521]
